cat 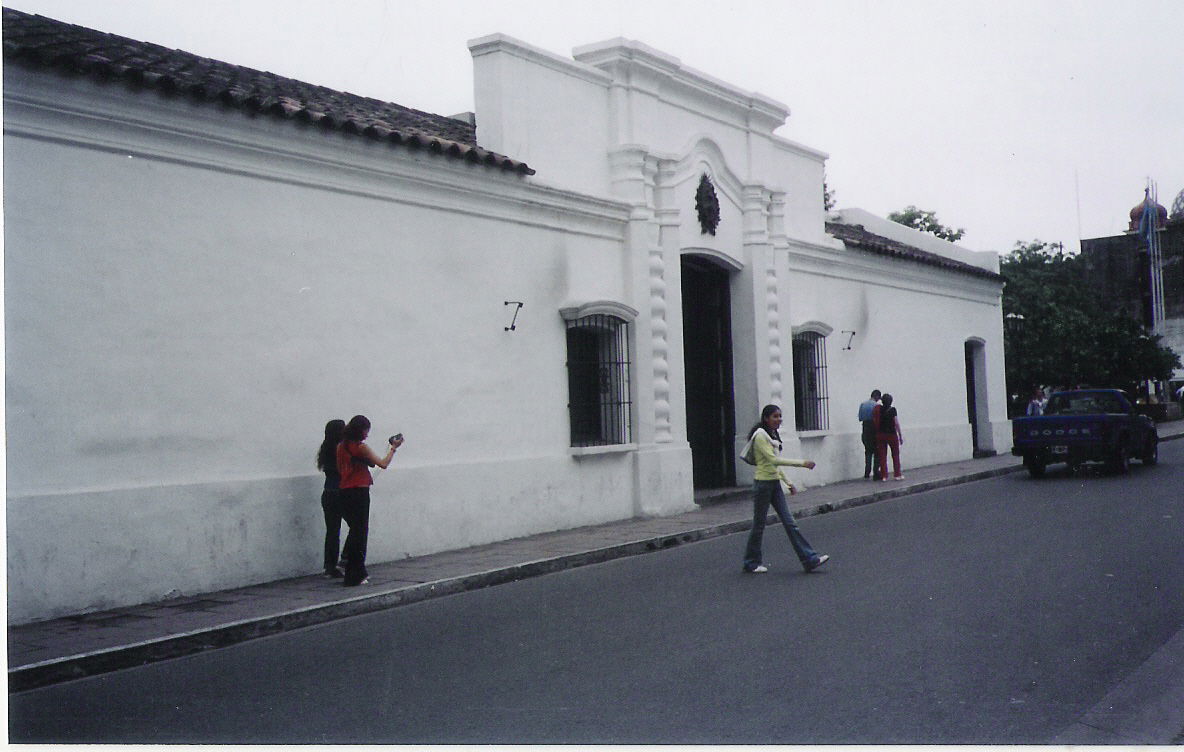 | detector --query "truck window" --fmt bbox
[1096,397,1121,413]
[1044,392,1127,415]
[1044,395,1075,415]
